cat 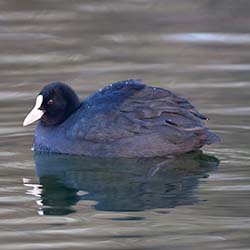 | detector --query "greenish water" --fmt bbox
[1,0,250,249]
